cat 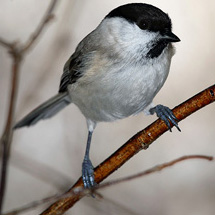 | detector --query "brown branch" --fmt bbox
[0,0,58,213]
[40,84,215,215]
[3,155,213,215]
